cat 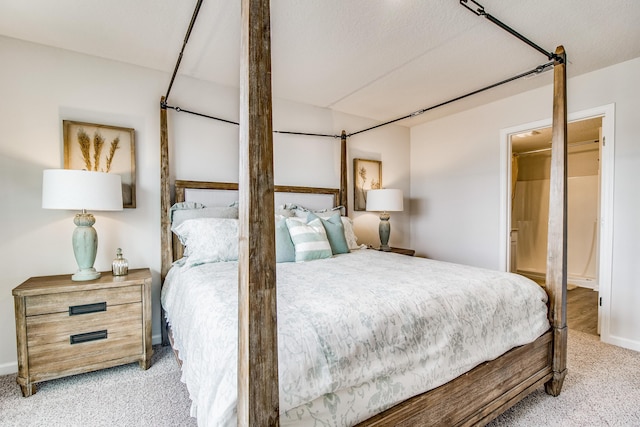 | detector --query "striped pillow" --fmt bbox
[285,217,332,262]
